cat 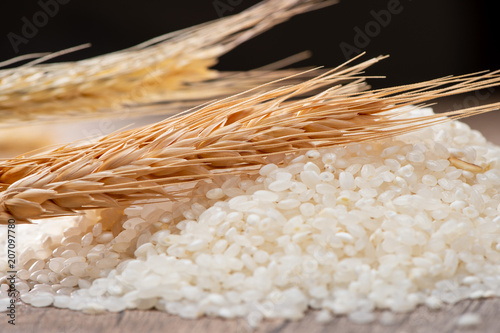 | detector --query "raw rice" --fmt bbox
[456,313,482,328]
[1,108,500,326]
